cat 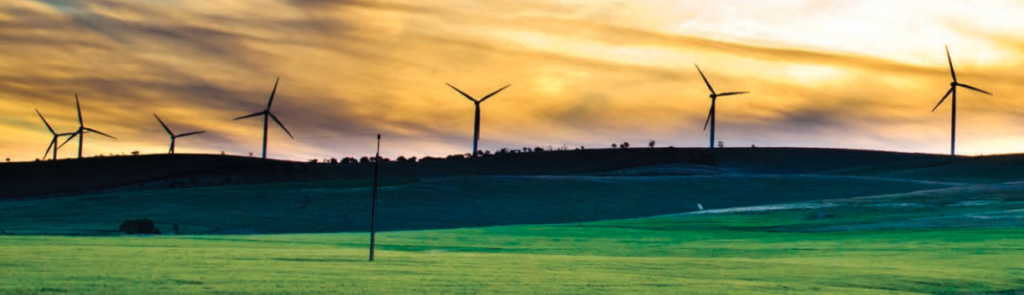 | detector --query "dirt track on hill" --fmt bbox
[666,181,1024,232]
